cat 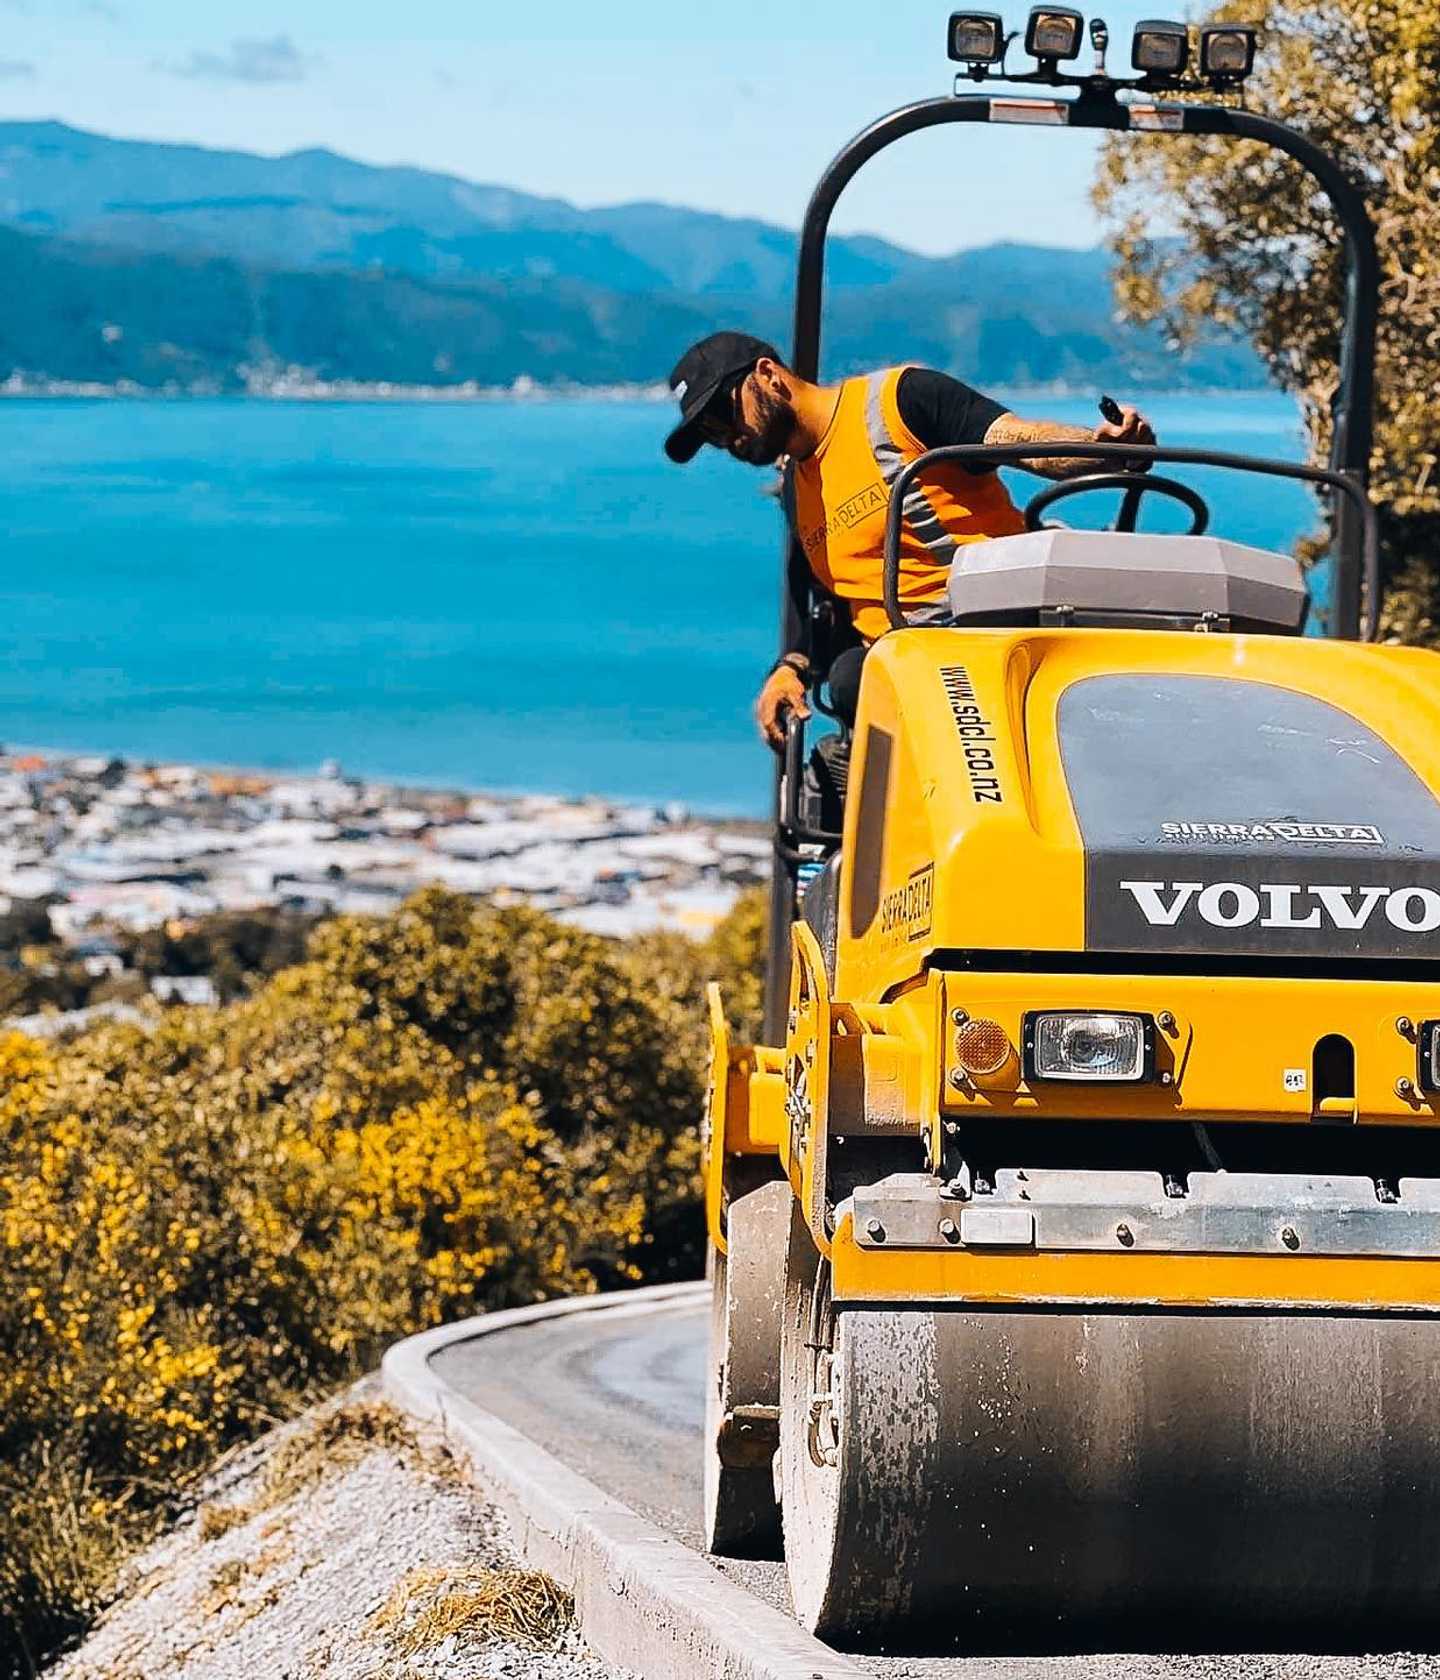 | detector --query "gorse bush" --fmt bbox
[0,885,766,1674]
